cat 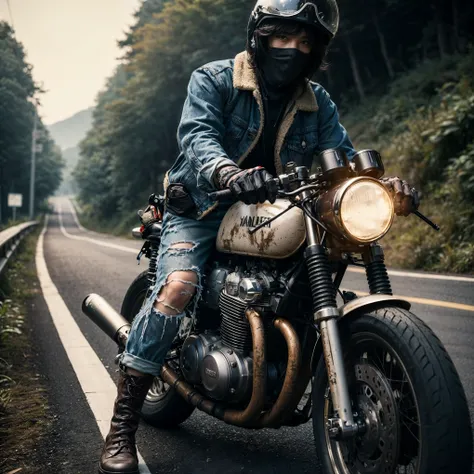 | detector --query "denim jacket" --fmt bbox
[165,51,355,219]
